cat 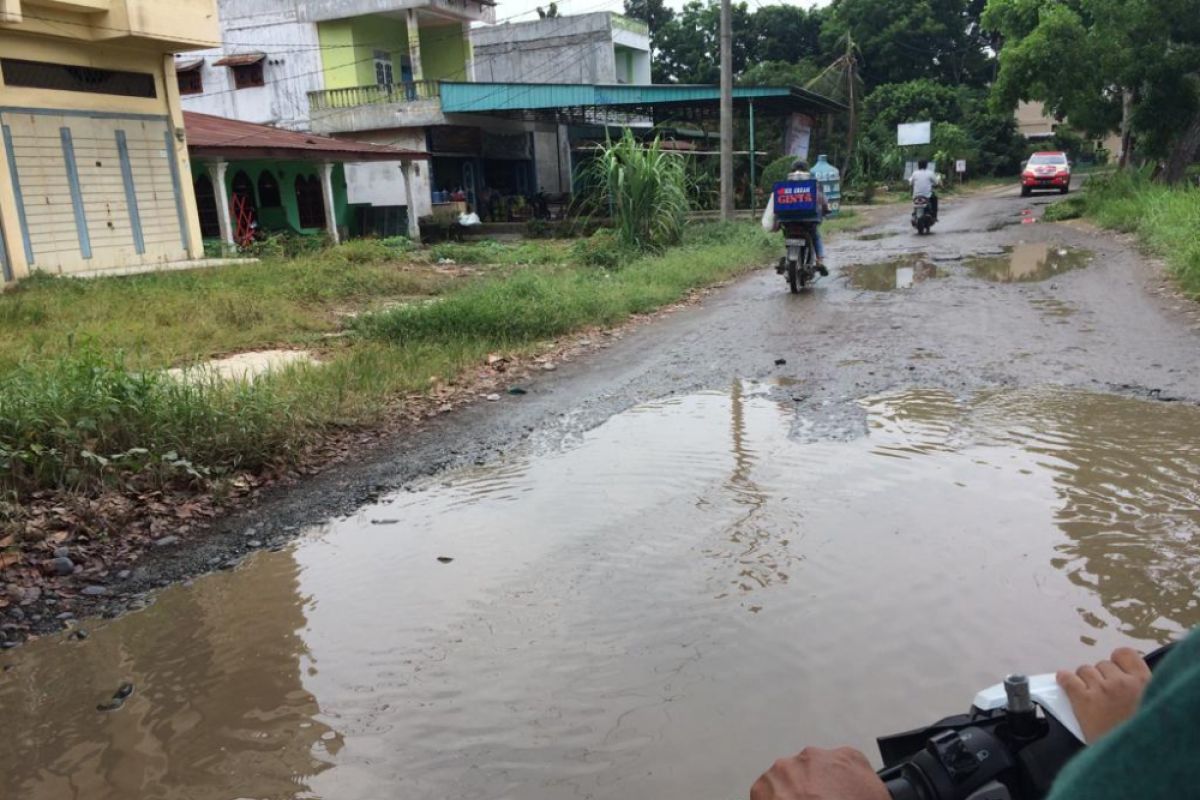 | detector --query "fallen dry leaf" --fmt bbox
[1,552,21,569]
